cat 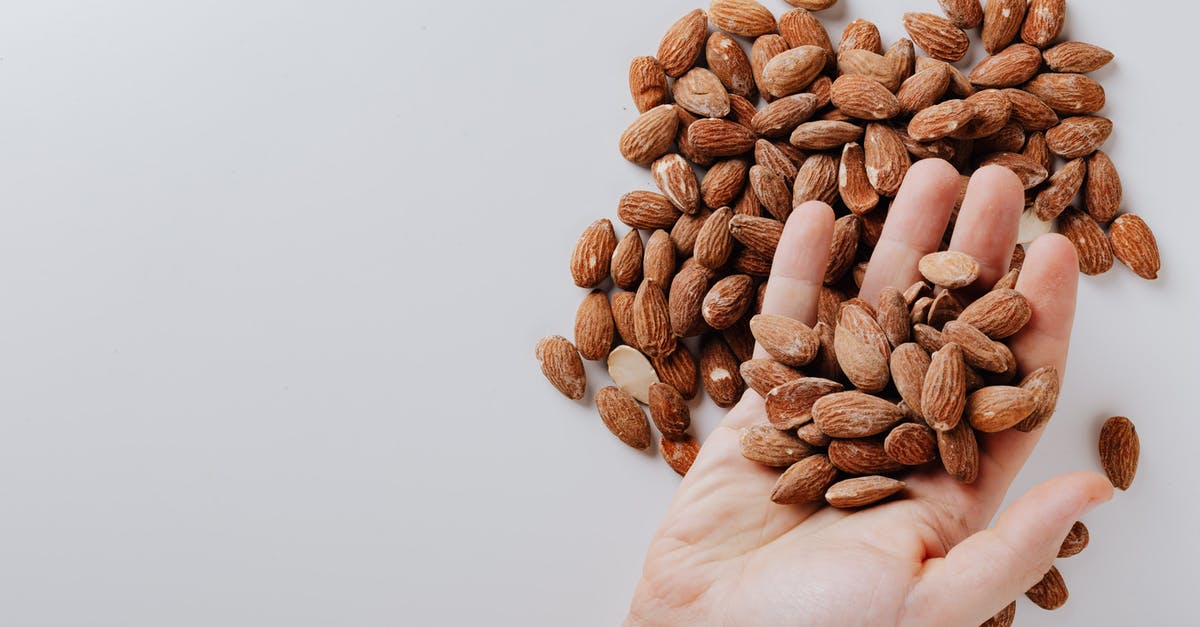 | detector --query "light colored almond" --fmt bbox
[903,12,970,62]
[1046,115,1112,159]
[924,342,967,431]
[619,104,679,164]
[771,454,838,504]
[709,0,777,37]
[607,345,661,404]
[982,0,1028,54]
[1043,41,1114,73]
[674,68,732,118]
[1110,214,1161,280]
[706,32,756,99]
[571,219,617,288]
[919,251,981,289]
[1057,206,1114,275]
